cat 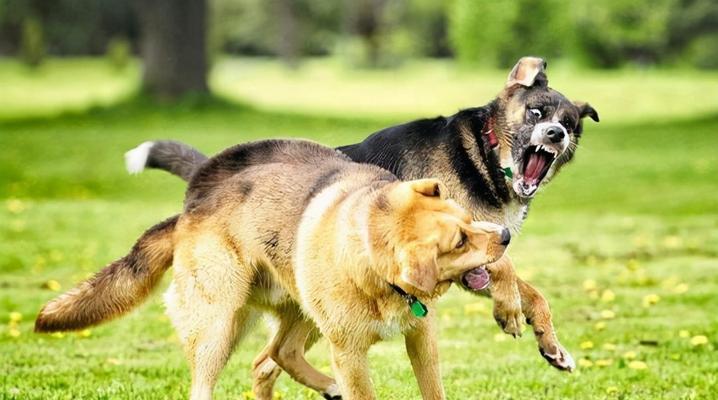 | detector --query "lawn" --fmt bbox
[1,58,717,399]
